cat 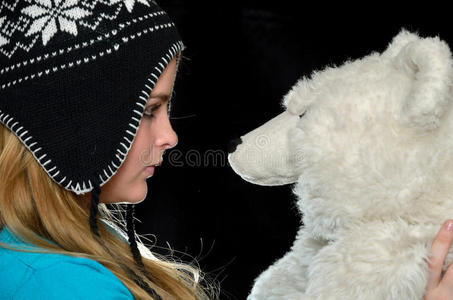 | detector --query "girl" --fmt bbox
[0,1,213,299]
